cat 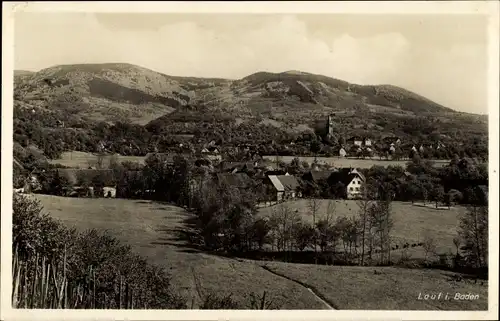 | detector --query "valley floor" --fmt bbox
[34,195,487,310]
